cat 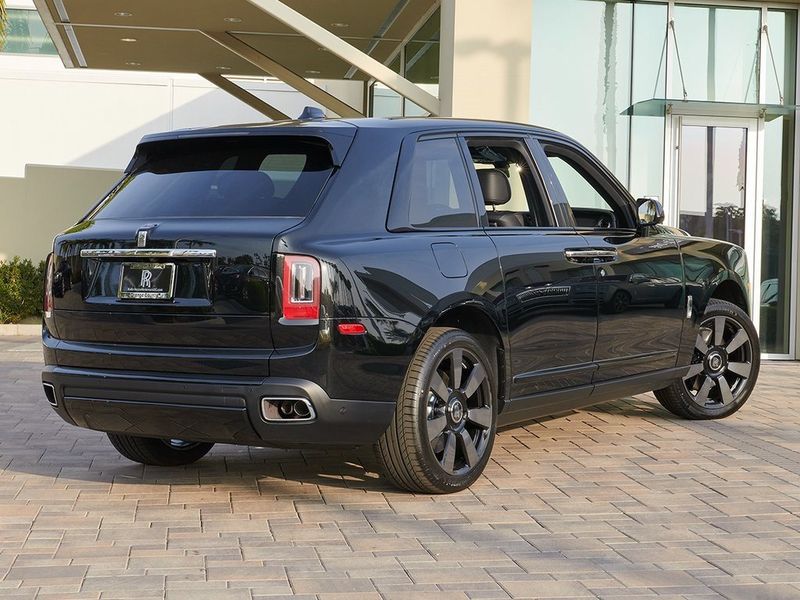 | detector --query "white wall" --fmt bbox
[0,56,321,178]
[0,52,325,260]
